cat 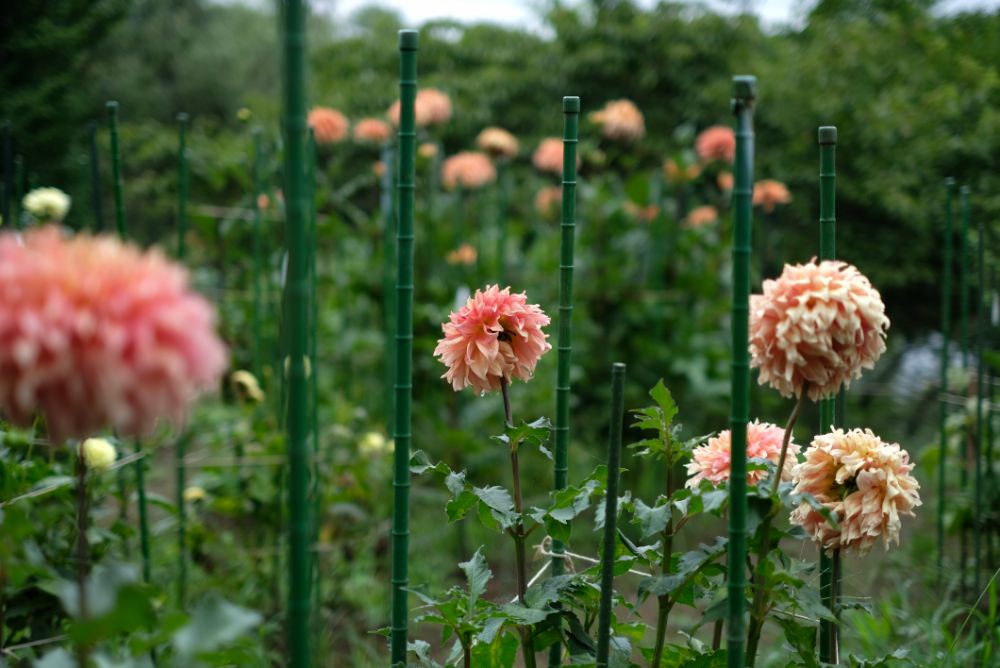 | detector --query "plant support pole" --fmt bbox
[175,112,190,606]
[88,122,105,232]
[390,28,418,668]
[938,178,955,582]
[381,141,396,436]
[959,185,971,596]
[727,75,756,668]
[548,95,580,668]
[975,215,984,596]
